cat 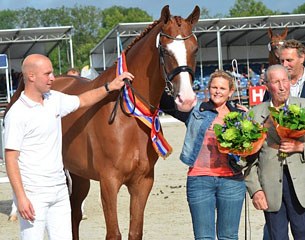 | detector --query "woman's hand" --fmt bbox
[236,104,249,112]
